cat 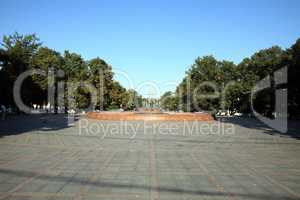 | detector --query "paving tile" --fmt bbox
[0,115,299,200]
